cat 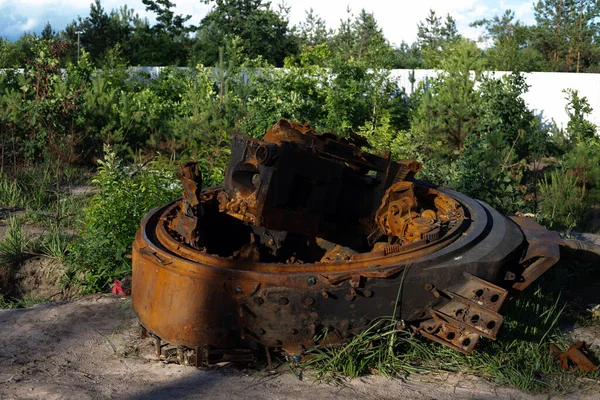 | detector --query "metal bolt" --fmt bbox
[140,325,148,339]
[303,297,314,306]
[424,283,434,292]
[153,336,162,357]
[235,285,243,293]
[363,289,373,298]
[321,290,329,298]
[307,276,317,286]
[350,274,361,288]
